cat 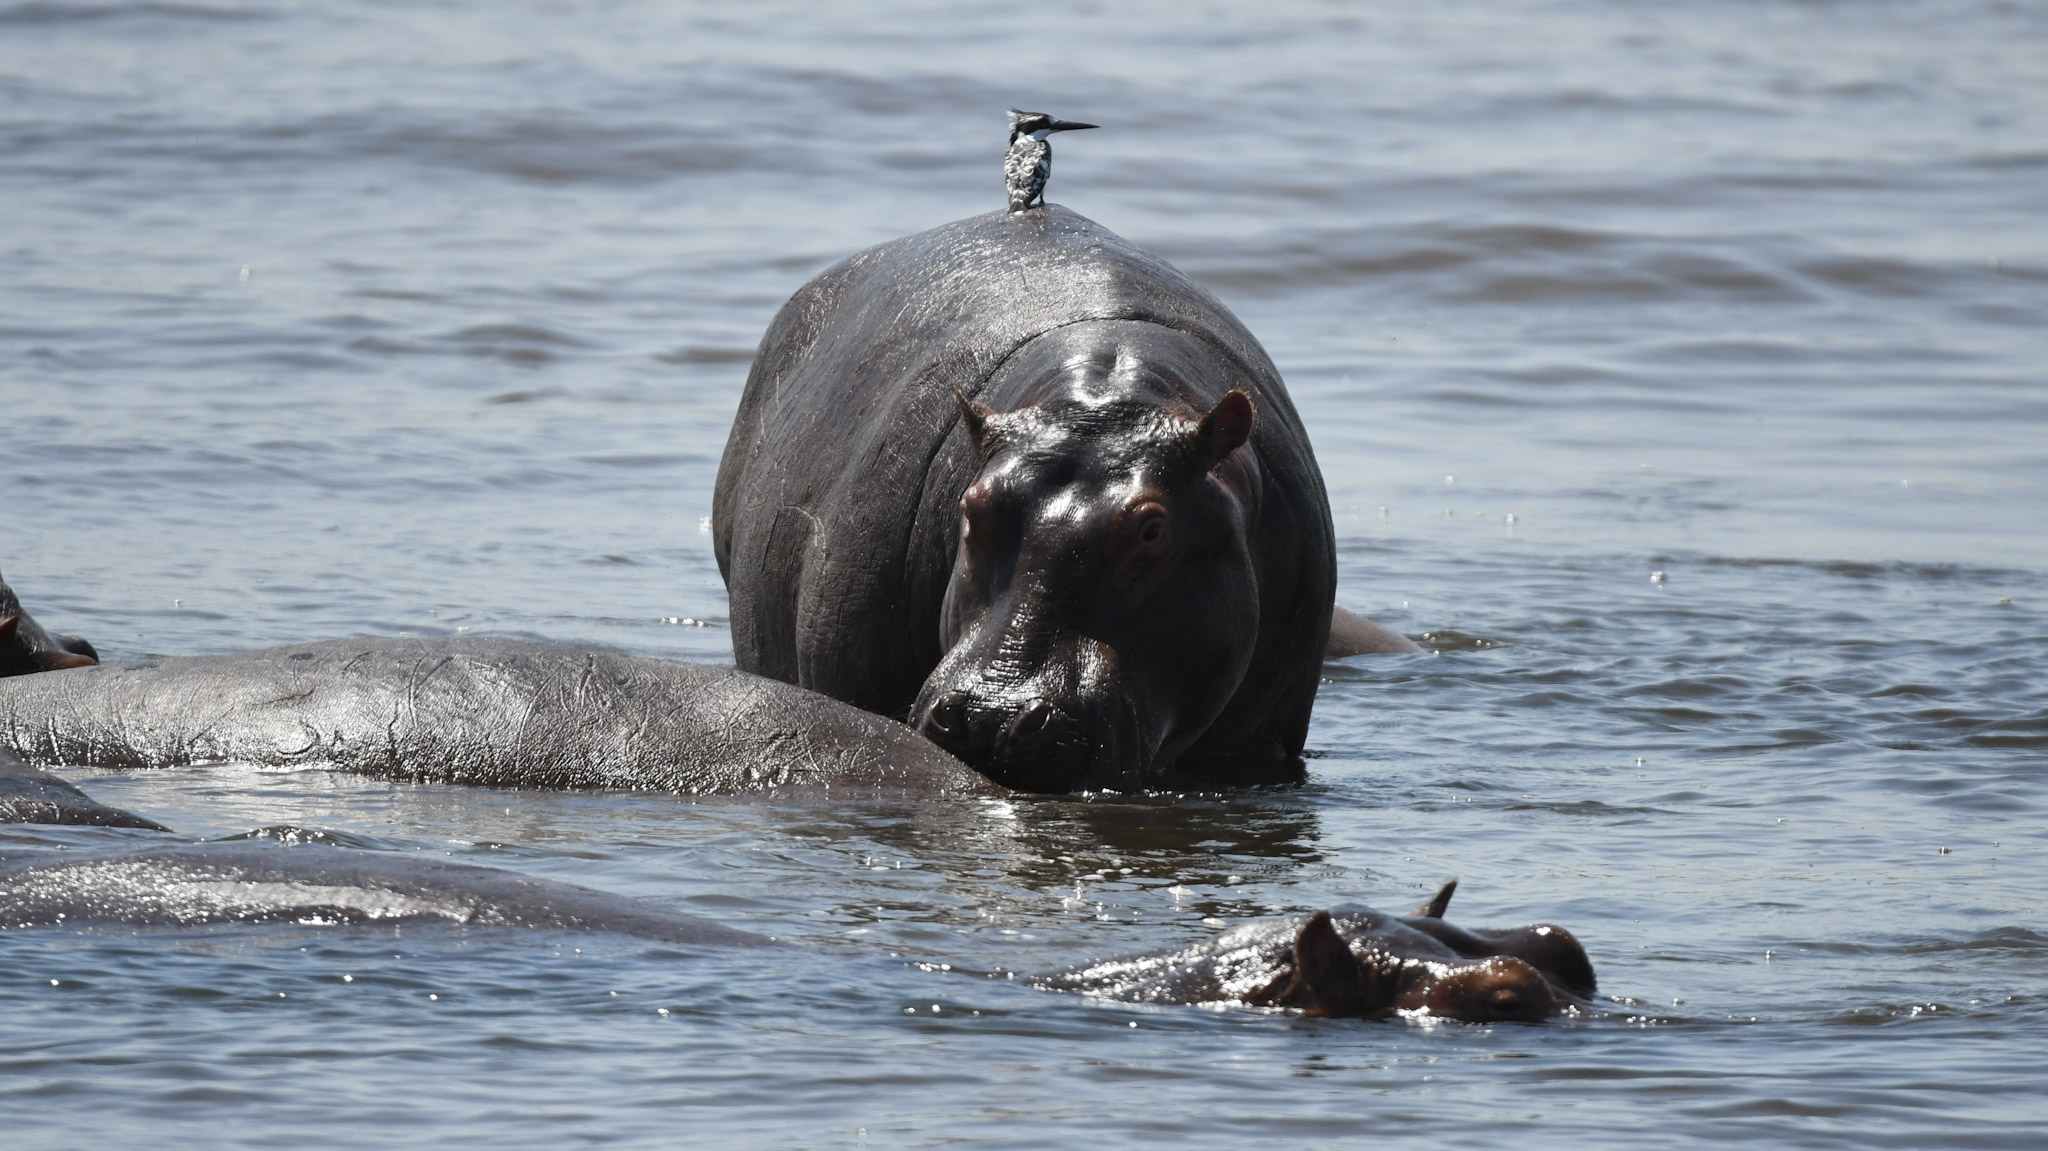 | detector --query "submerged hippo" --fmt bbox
[0,839,764,945]
[0,572,98,677]
[0,637,991,795]
[0,838,1591,1027]
[1036,880,1596,1023]
[718,205,1396,793]
[0,748,167,829]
